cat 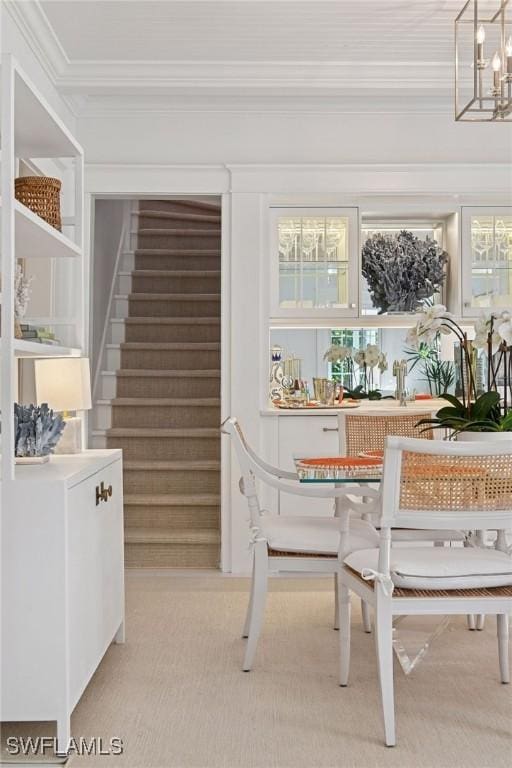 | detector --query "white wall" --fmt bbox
[79,111,512,166]
[90,199,127,386]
